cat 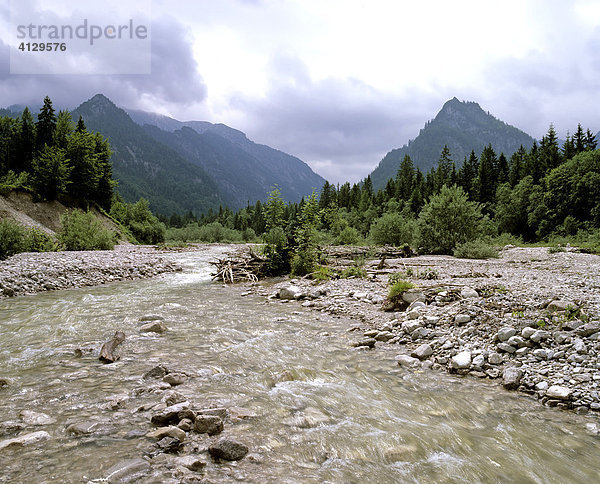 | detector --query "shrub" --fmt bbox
[310,265,335,281]
[453,239,499,259]
[418,185,484,254]
[110,198,165,244]
[340,266,367,279]
[384,279,416,312]
[0,219,27,260]
[0,171,28,196]
[58,209,115,250]
[336,226,360,245]
[25,227,56,252]
[369,212,417,246]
